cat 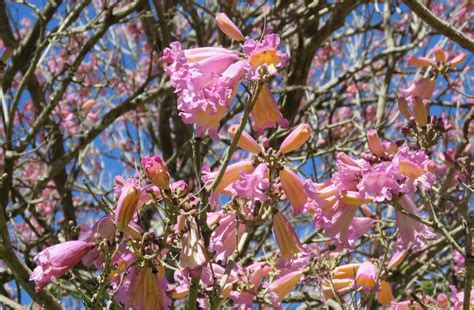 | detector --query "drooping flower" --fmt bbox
[268,270,302,302]
[279,167,307,215]
[180,218,208,269]
[401,77,436,100]
[251,84,288,134]
[30,241,95,292]
[208,212,245,262]
[115,180,140,232]
[279,123,312,154]
[141,155,170,190]
[273,211,305,260]
[395,194,435,250]
[322,279,354,299]
[215,13,244,41]
[355,261,377,292]
[377,281,393,306]
[334,263,360,279]
[202,160,255,194]
[114,267,170,310]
